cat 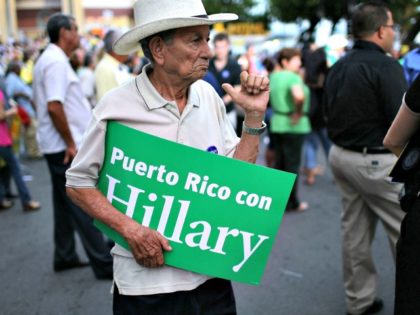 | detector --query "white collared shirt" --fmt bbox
[66,64,239,295]
[33,44,92,154]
